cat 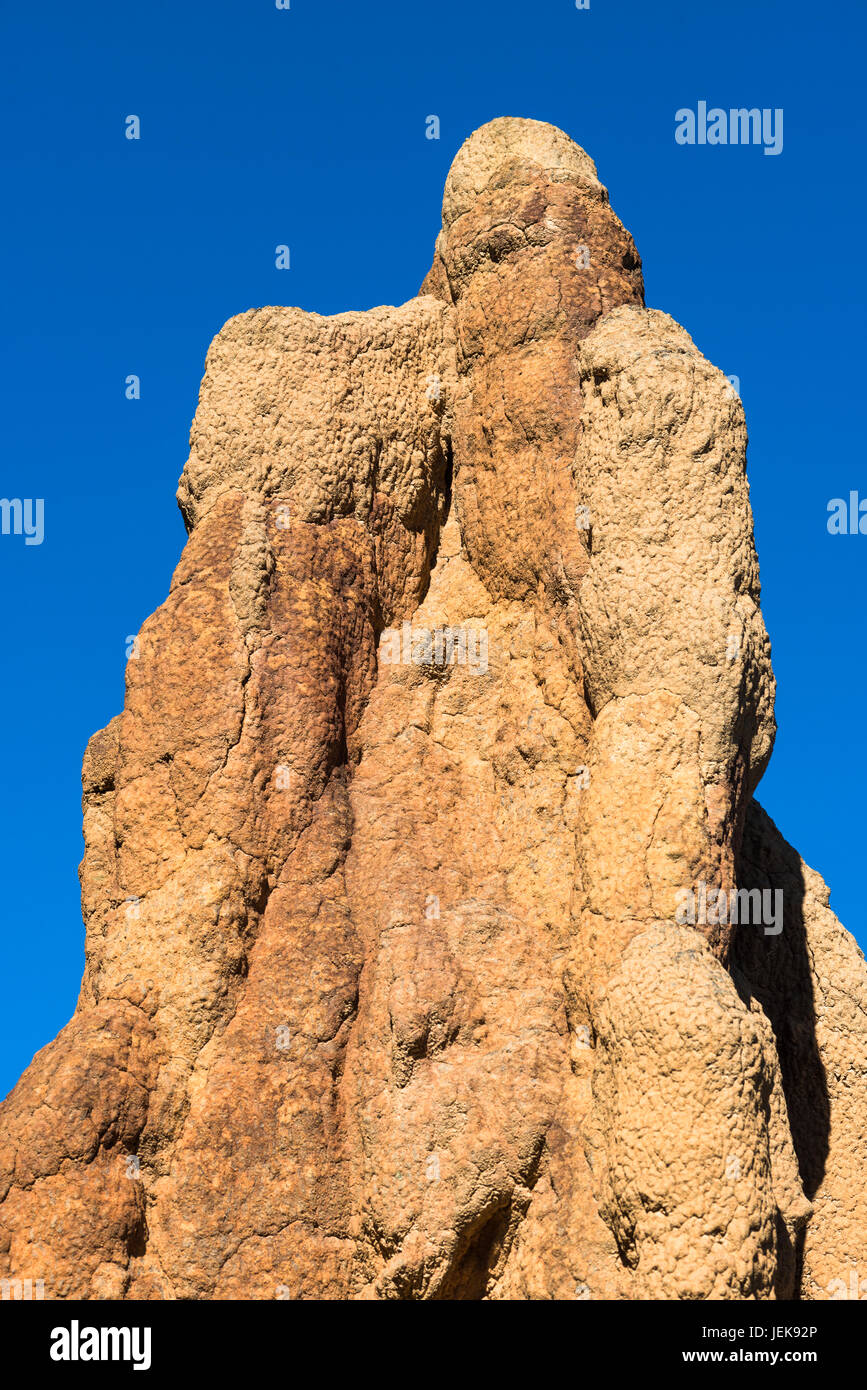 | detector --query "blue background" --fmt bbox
[1,0,864,1099]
